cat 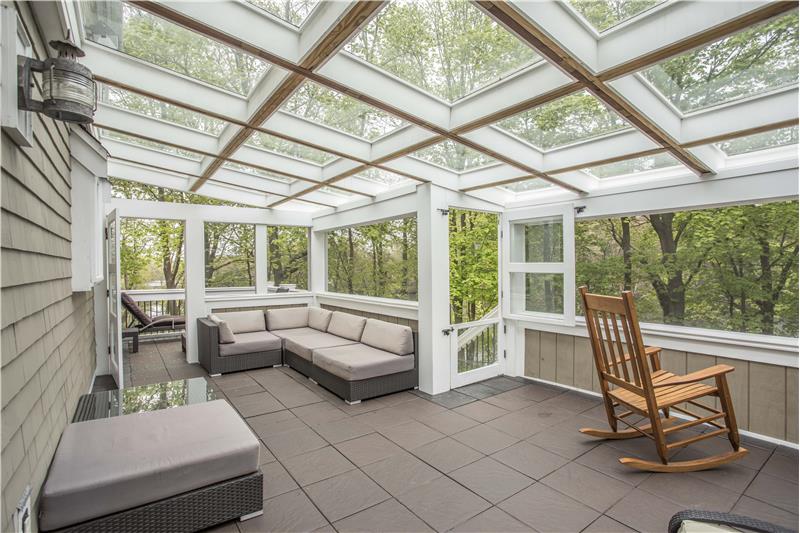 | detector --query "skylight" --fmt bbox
[497,90,629,150]
[640,12,799,114]
[283,82,405,141]
[246,0,319,27]
[99,84,225,135]
[245,131,336,165]
[583,153,681,178]
[412,140,496,172]
[222,162,294,183]
[81,2,270,96]
[566,0,664,32]
[353,168,412,187]
[100,129,203,161]
[499,178,553,194]
[345,0,540,102]
[716,126,799,157]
